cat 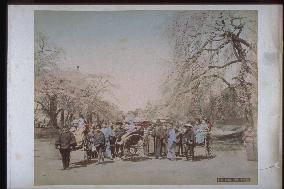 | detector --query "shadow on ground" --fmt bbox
[191,154,217,161]
[69,159,115,169]
[122,156,153,162]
